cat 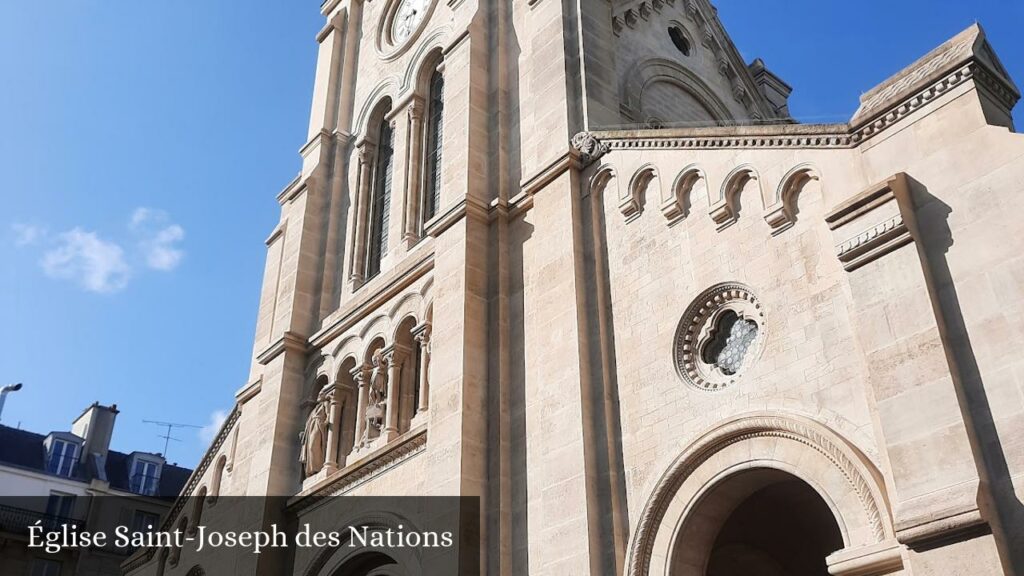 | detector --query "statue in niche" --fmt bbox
[299,387,331,477]
[361,349,388,446]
